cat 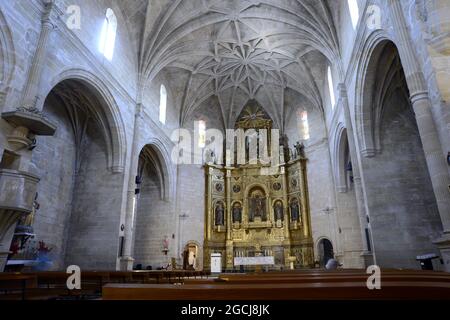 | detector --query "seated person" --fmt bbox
[325,258,342,270]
